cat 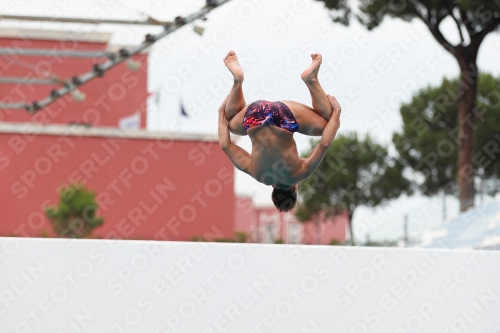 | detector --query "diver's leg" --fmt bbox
[281,53,334,136]
[223,50,246,121]
[300,53,332,121]
[280,100,327,136]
